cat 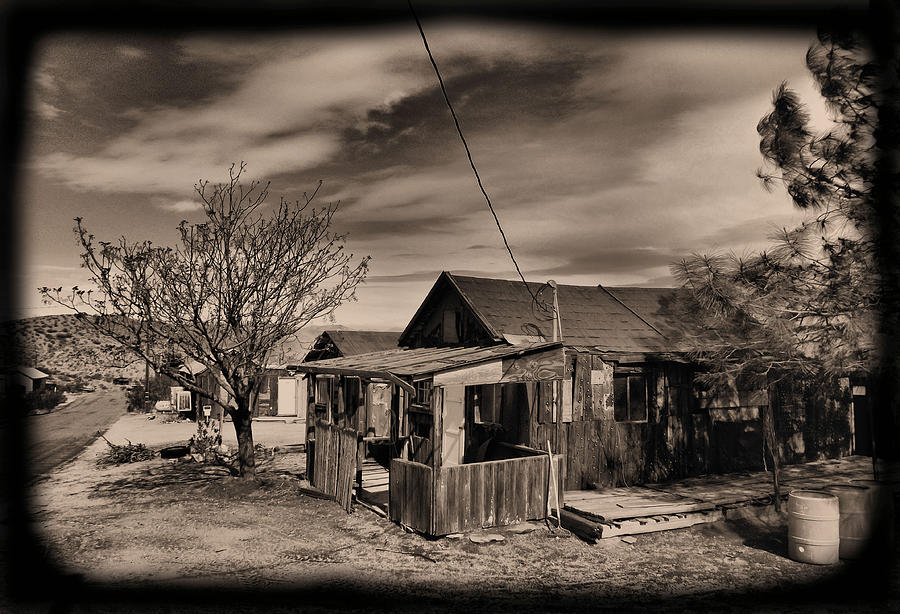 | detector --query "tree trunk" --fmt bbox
[231,399,256,478]
[761,397,781,512]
